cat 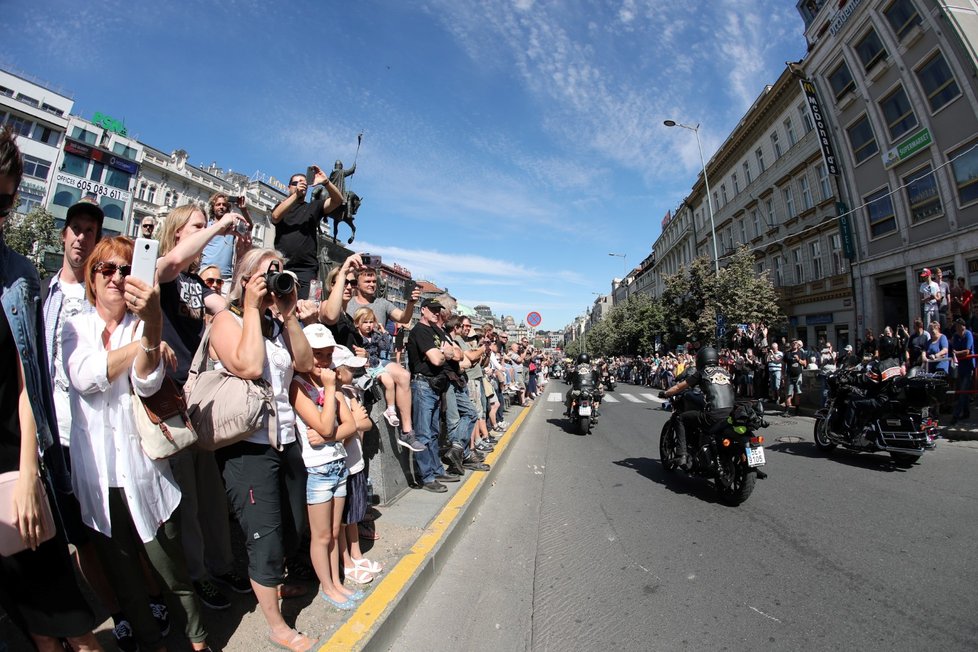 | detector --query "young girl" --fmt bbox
[289,325,368,610]
[353,307,415,439]
[331,345,384,584]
